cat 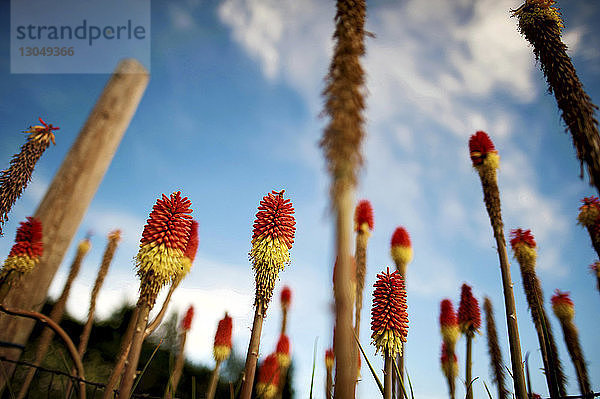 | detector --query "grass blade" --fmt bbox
[465,377,479,399]
[406,369,415,399]
[483,380,494,399]
[353,330,384,396]
[129,338,163,399]
[309,337,318,399]
[392,357,409,399]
